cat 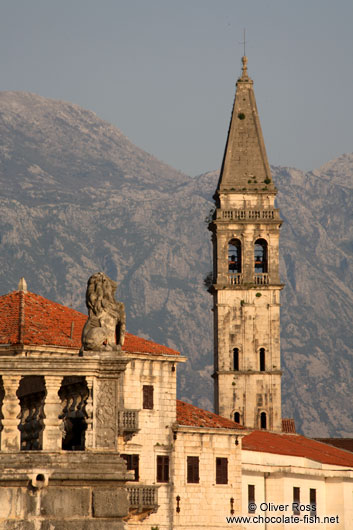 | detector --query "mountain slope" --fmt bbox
[0,91,352,436]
